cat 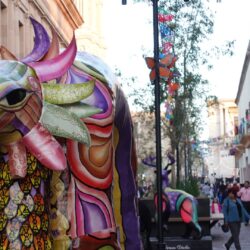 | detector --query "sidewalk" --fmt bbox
[211,223,250,249]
